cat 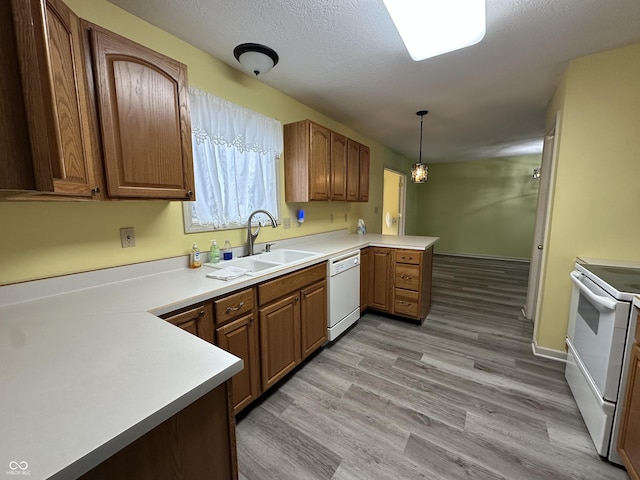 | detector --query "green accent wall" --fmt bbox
[412,155,541,259]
